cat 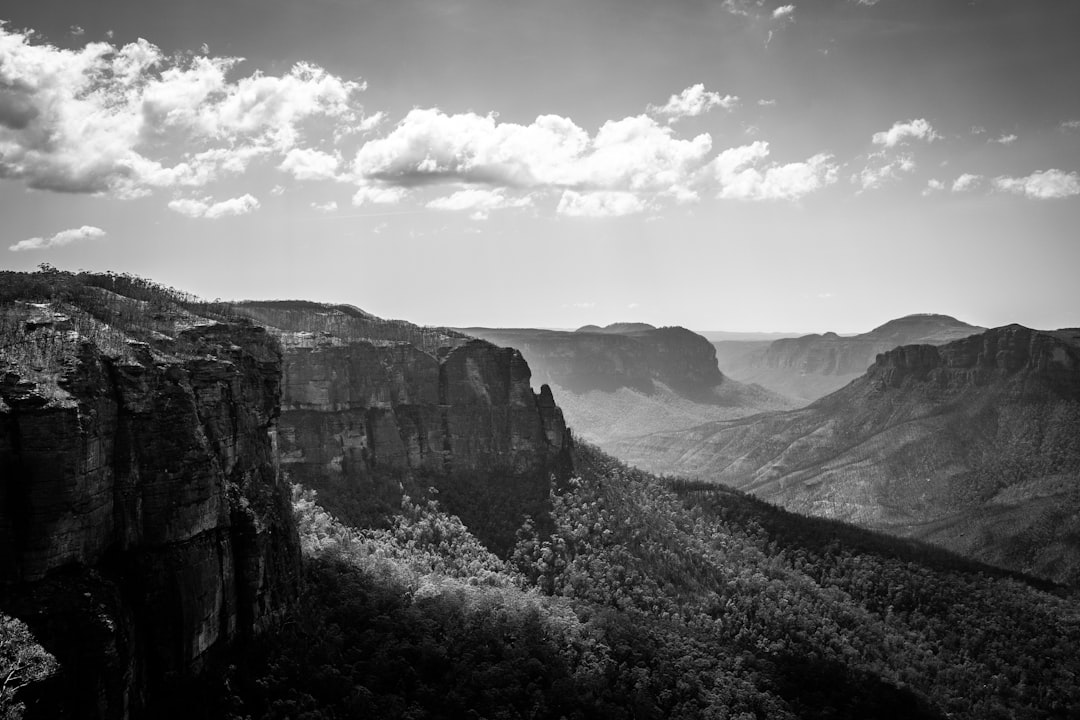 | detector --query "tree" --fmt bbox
[0,615,57,720]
